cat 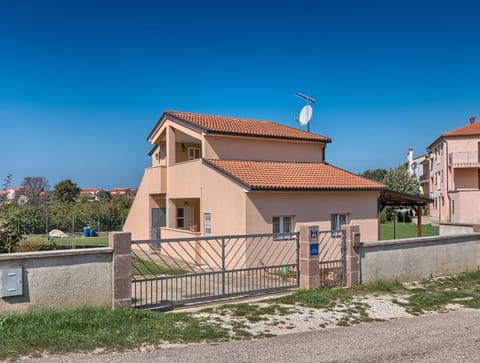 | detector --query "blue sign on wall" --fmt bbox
[310,243,319,257]
[310,229,318,238]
